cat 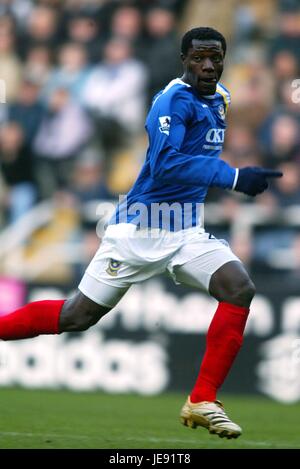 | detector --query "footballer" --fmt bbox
[0,27,282,439]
